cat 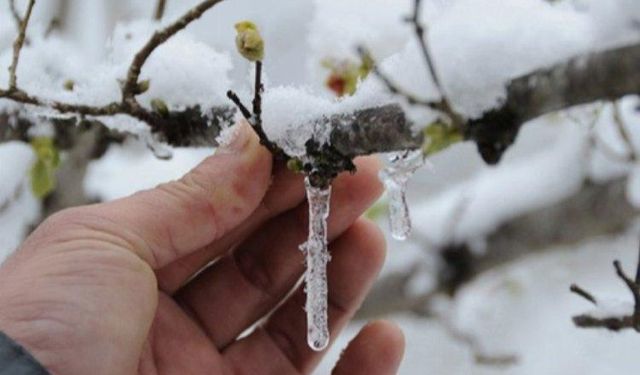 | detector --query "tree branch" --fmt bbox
[8,0,35,91]
[9,0,22,28]
[121,0,224,102]
[1,28,640,167]
[154,0,167,21]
